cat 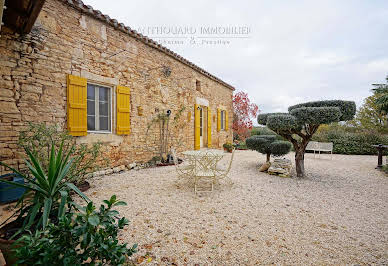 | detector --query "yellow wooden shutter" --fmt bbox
[217,108,221,131]
[225,110,229,130]
[67,74,87,136]
[207,108,211,147]
[116,85,131,135]
[194,104,200,150]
